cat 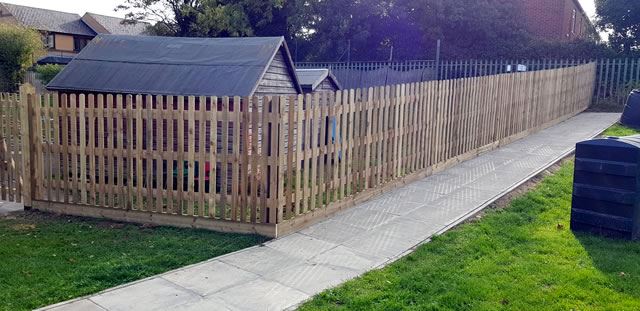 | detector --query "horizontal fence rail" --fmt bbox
[436,59,587,80]
[296,59,588,89]
[5,63,596,237]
